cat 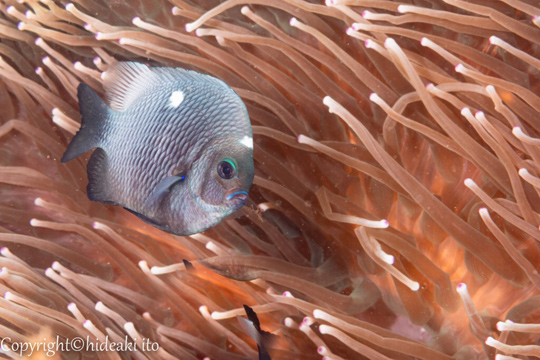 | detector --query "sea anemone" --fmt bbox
[1,0,539,359]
